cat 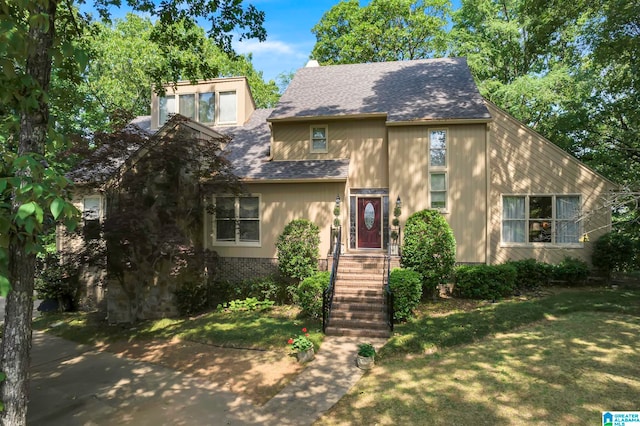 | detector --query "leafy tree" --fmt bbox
[0,1,266,423]
[311,0,451,64]
[276,219,320,282]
